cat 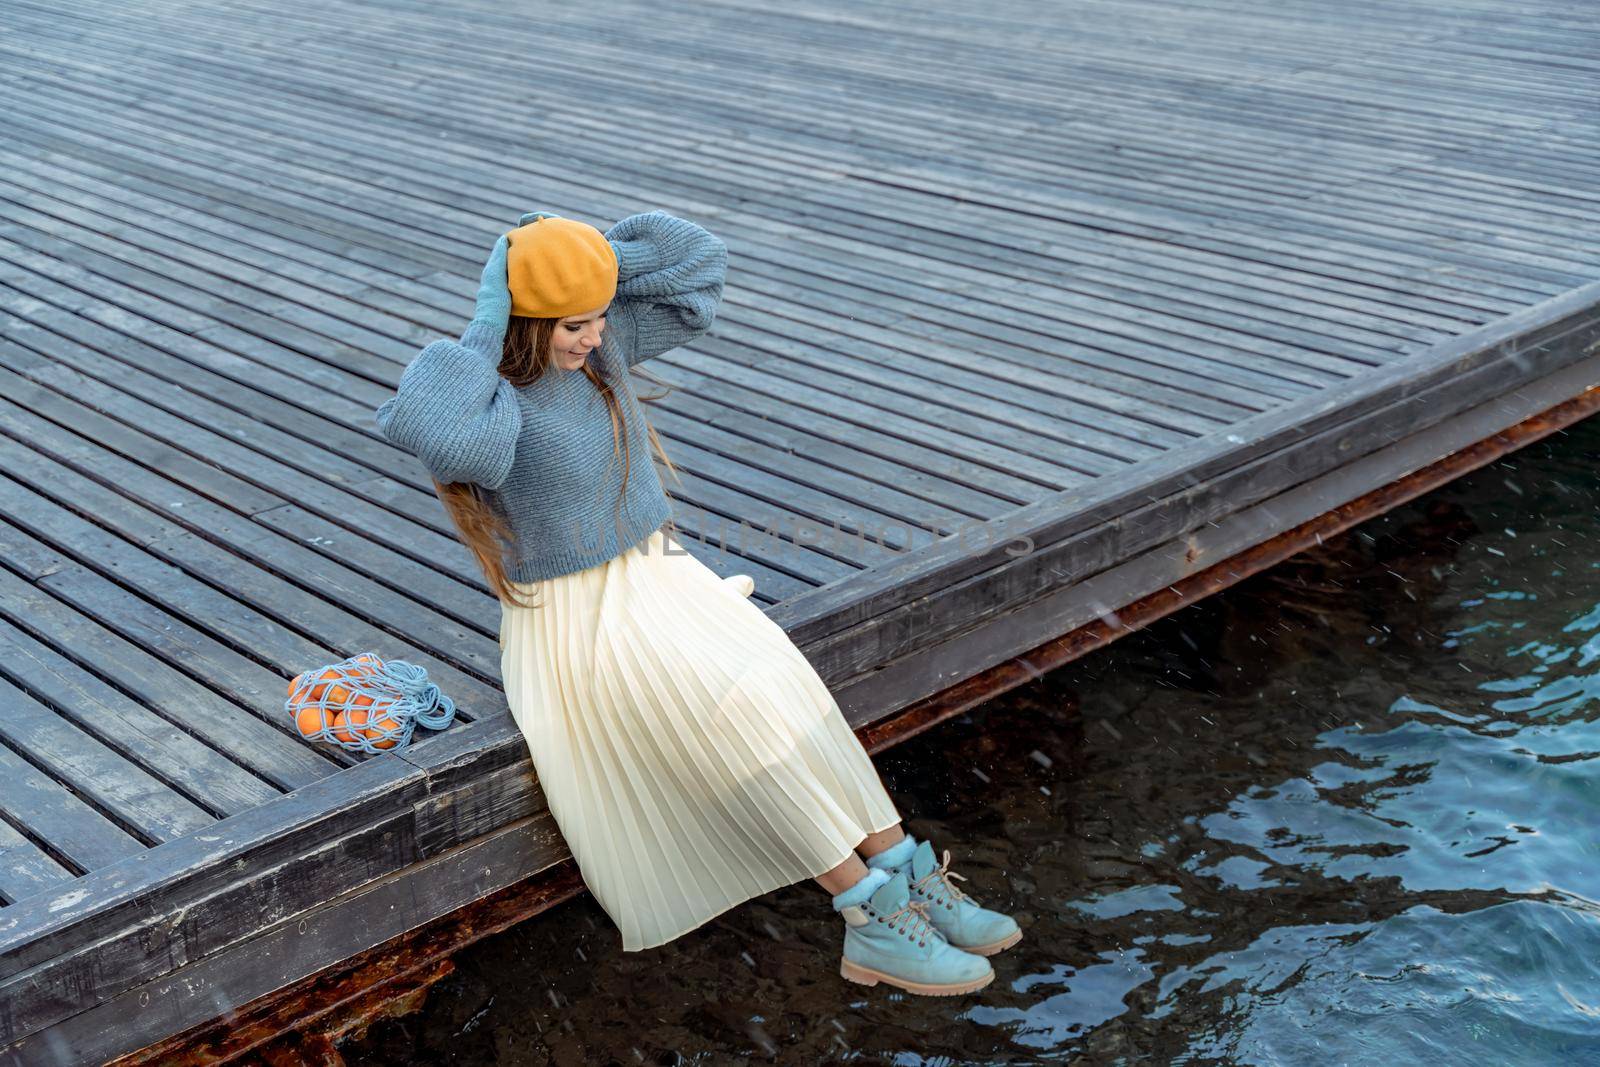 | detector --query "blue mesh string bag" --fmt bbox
[285,653,458,755]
